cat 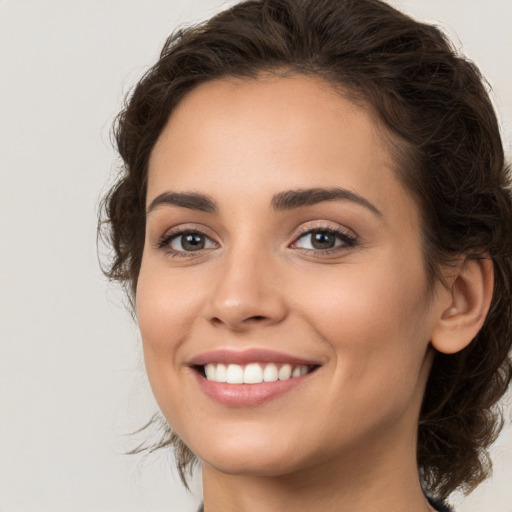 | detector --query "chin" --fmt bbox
[202,453,301,478]
[191,432,309,478]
